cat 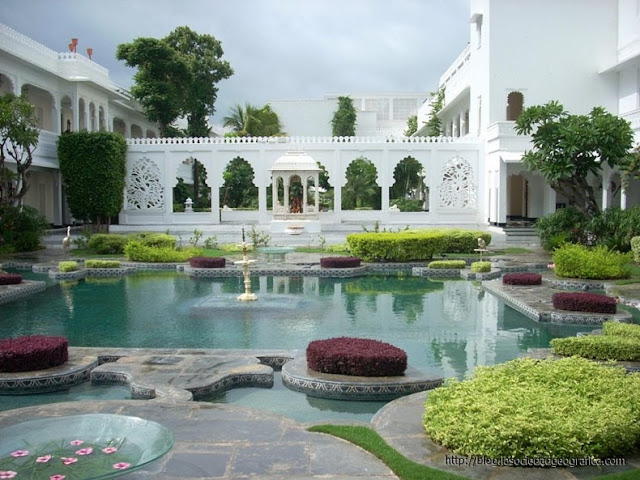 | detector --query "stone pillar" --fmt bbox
[621,181,628,210]
[258,184,268,223]
[284,178,290,213]
[601,170,611,211]
[497,163,508,224]
[315,172,320,215]
[302,180,308,214]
